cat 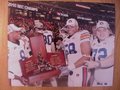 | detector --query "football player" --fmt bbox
[60,18,91,87]
[8,24,28,86]
[85,21,114,86]
[42,25,55,53]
